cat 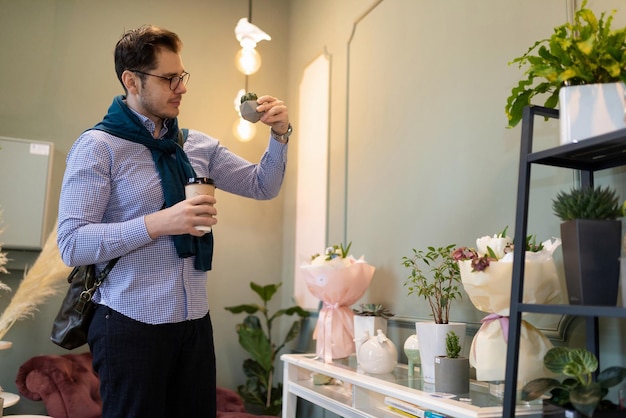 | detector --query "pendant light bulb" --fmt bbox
[235,47,261,75]
[233,117,256,142]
